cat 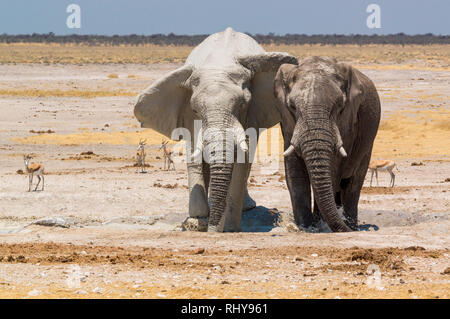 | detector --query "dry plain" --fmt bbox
[0,44,449,298]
